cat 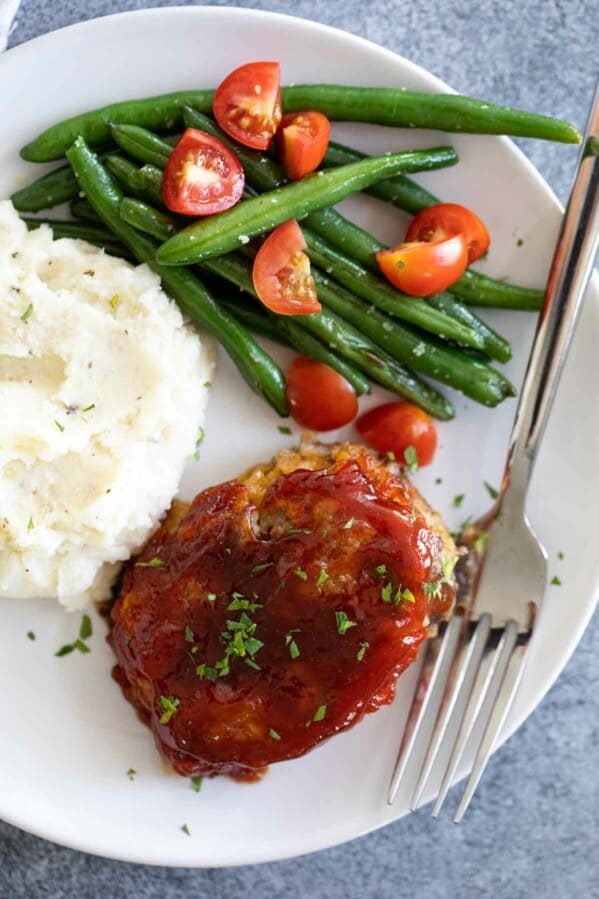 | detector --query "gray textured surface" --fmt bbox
[2,2,599,897]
